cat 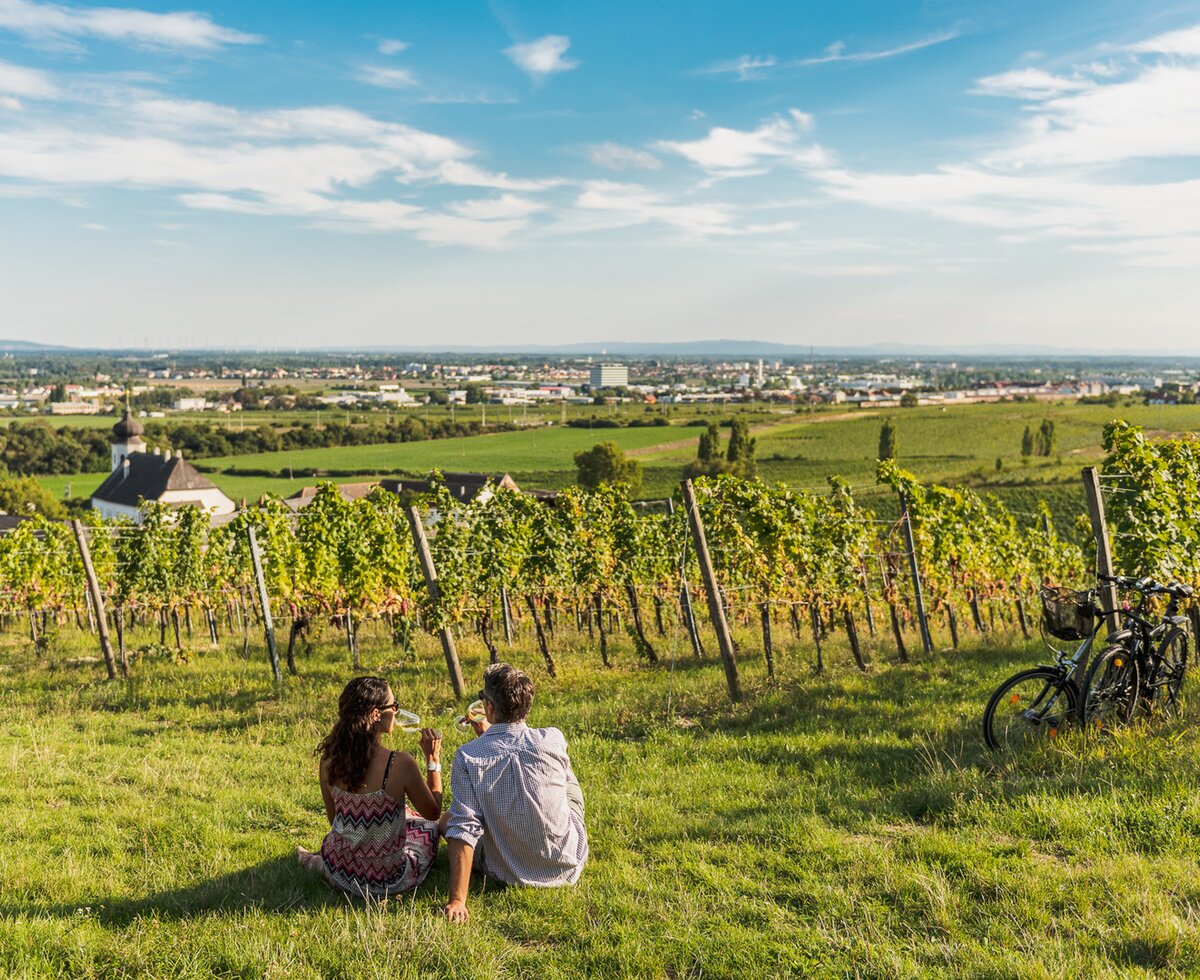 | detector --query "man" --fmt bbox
[444,663,588,922]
